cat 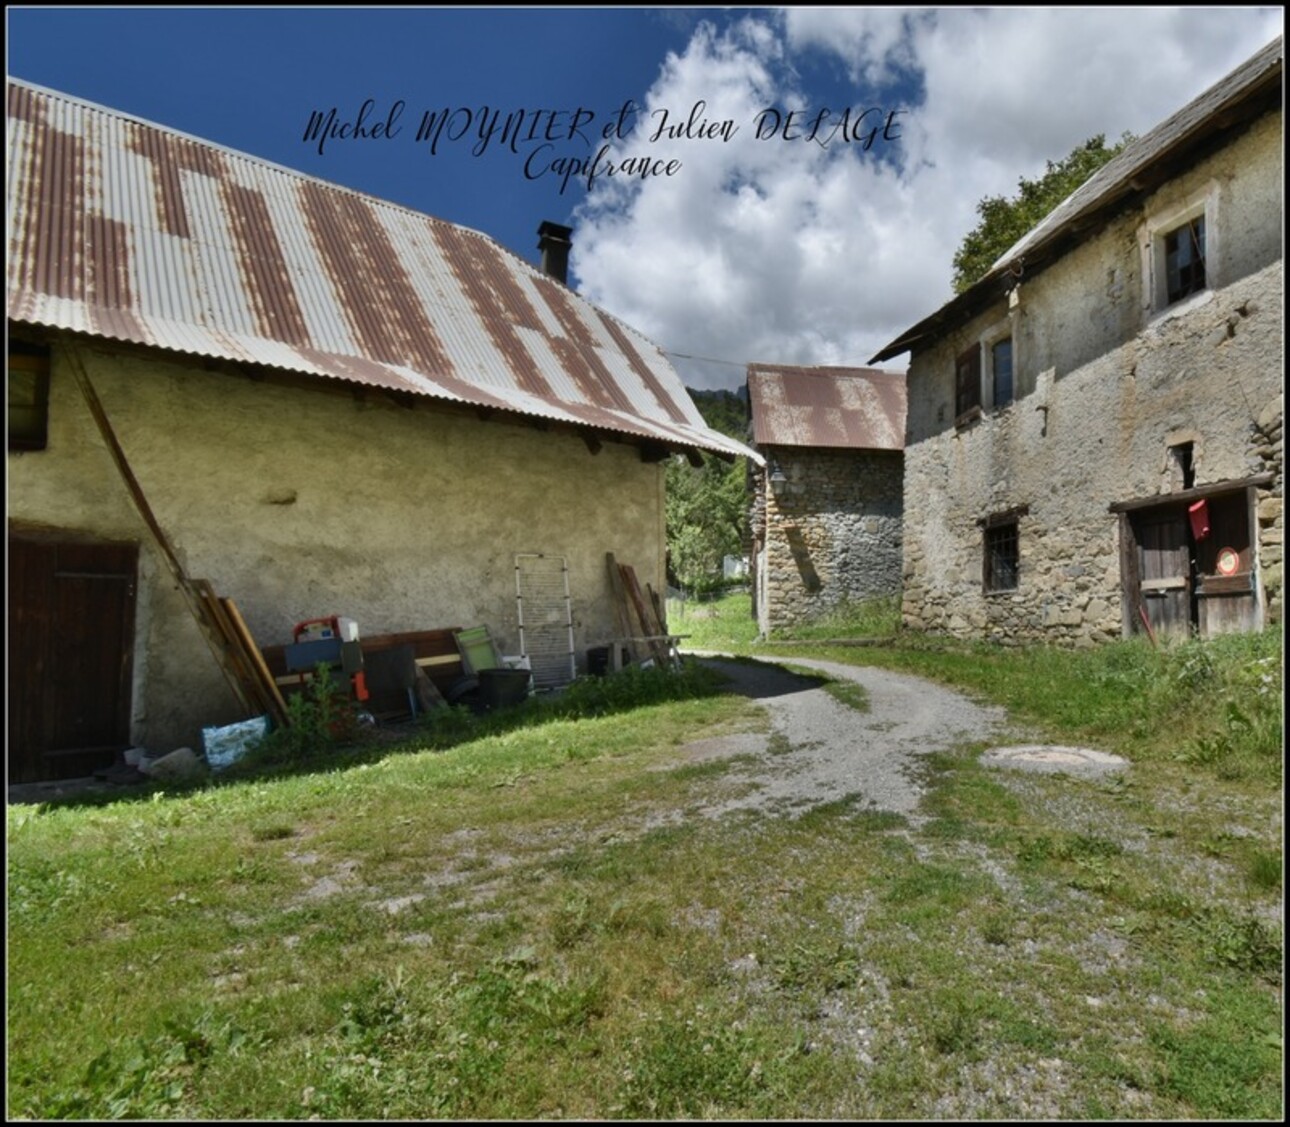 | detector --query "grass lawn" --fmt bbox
[7,619,1283,1119]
